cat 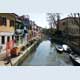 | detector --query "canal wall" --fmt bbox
[0,39,41,66]
[13,40,41,66]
